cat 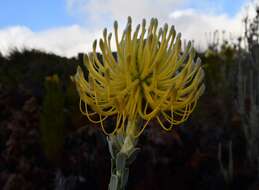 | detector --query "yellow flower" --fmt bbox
[73,17,205,137]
